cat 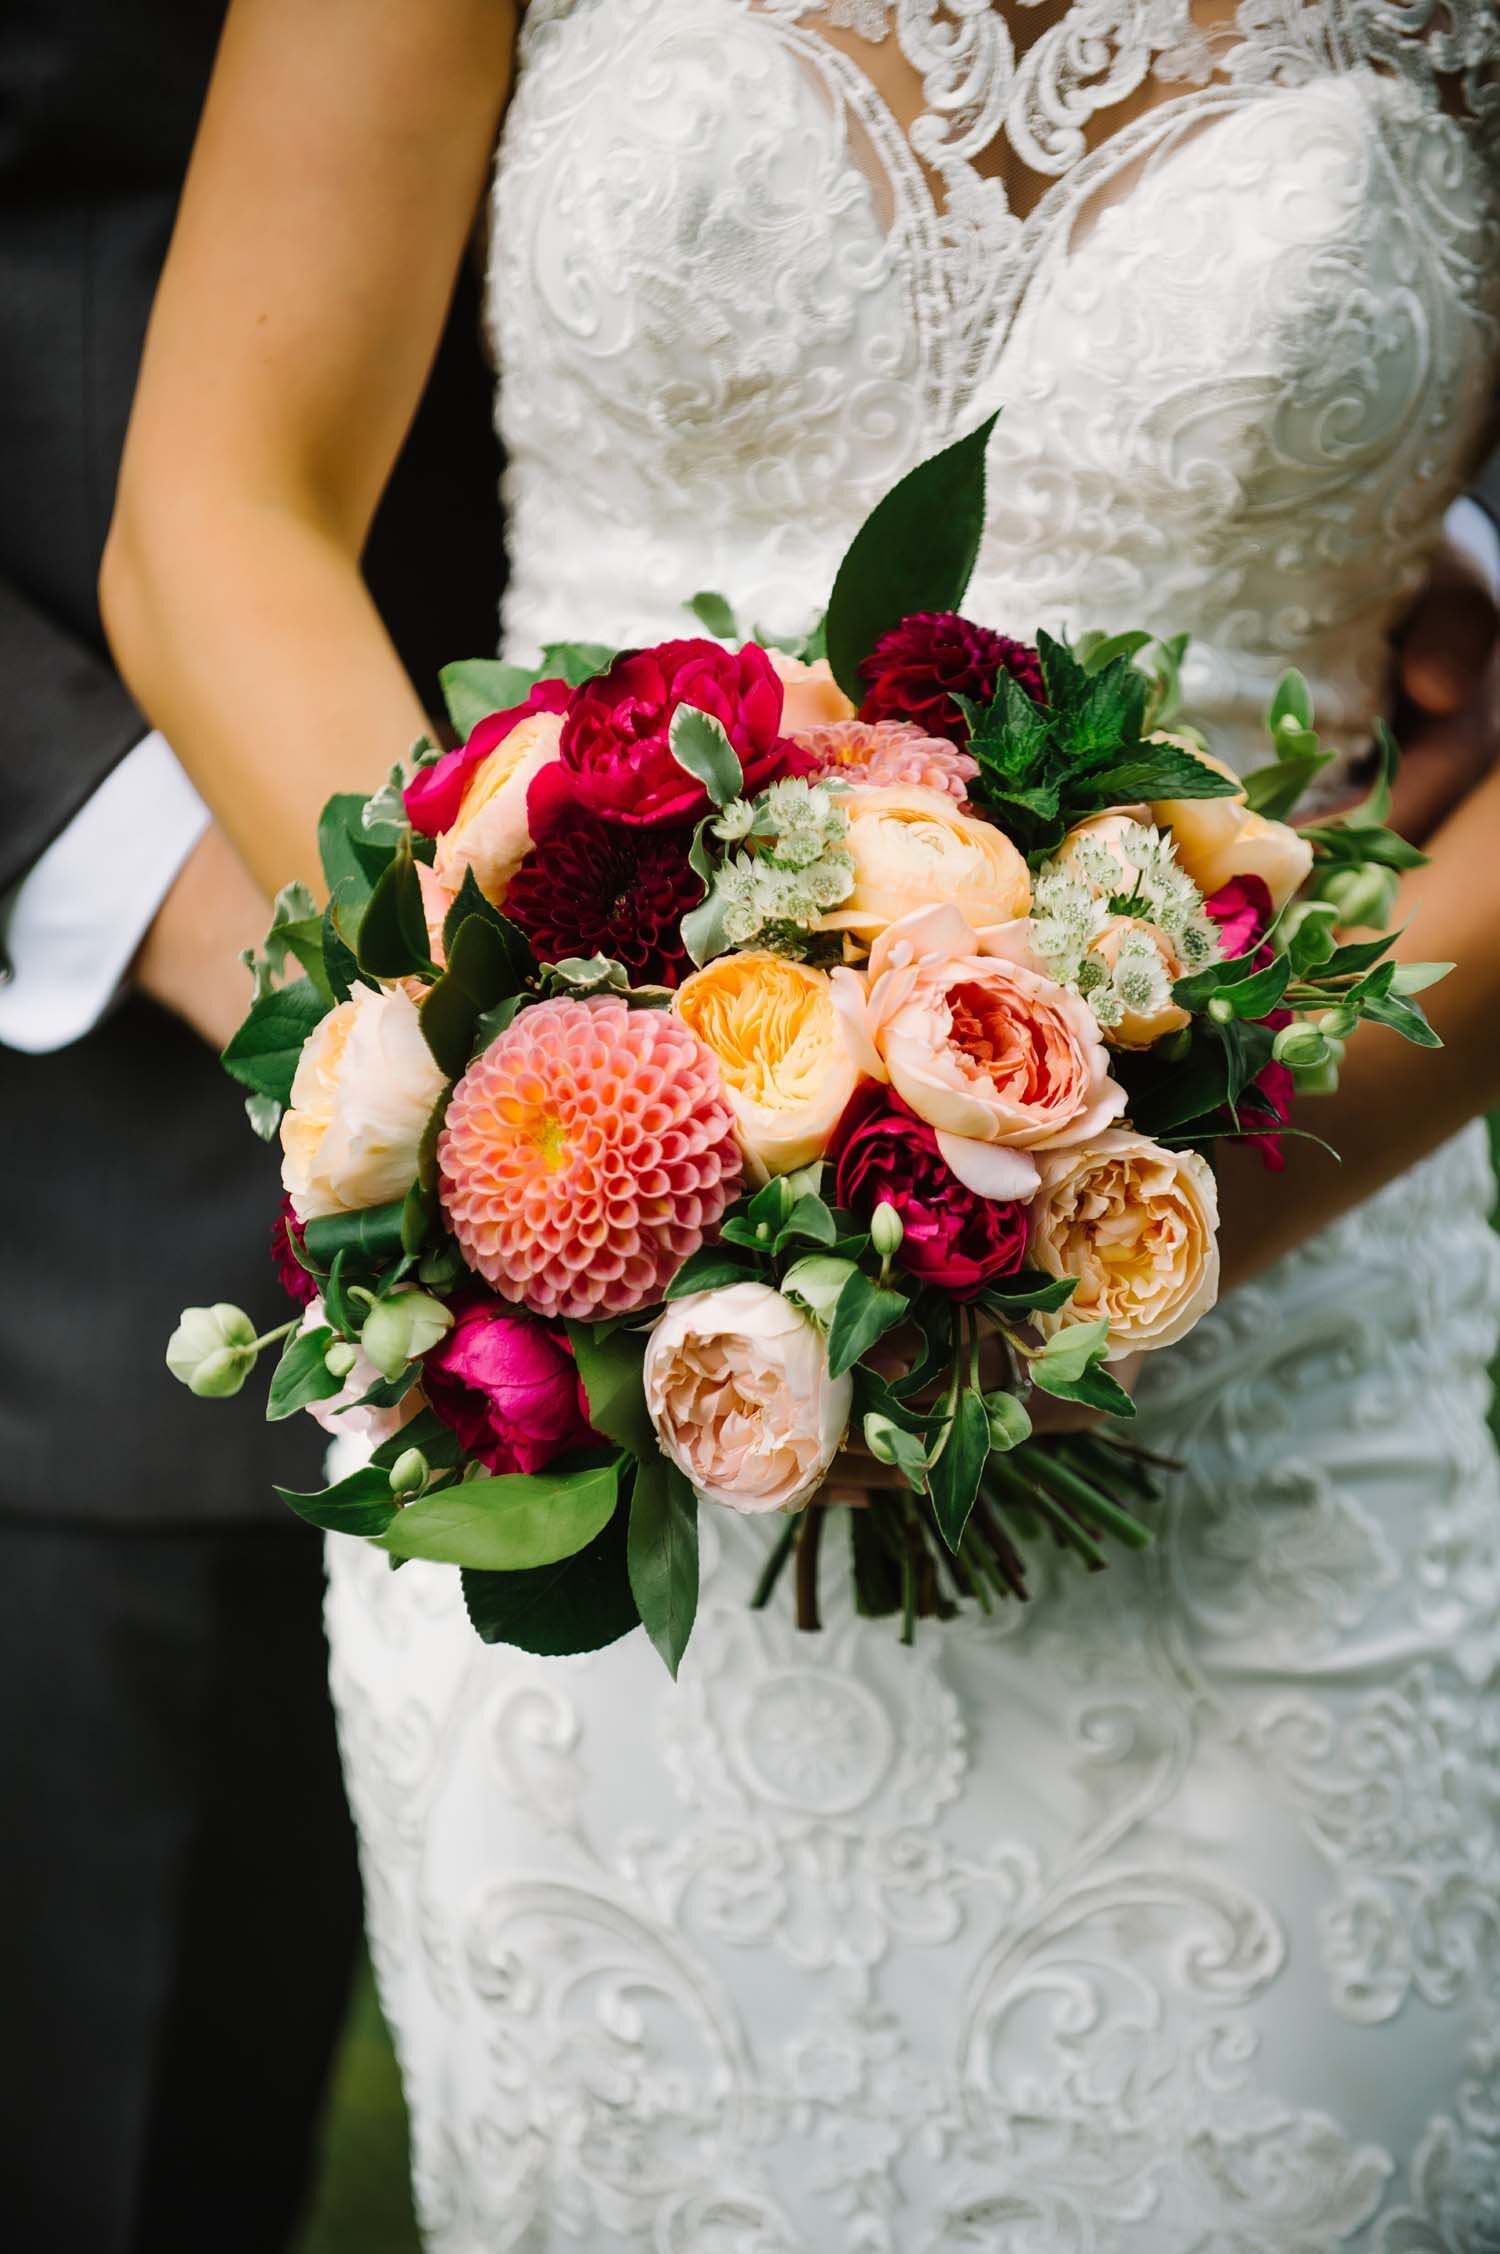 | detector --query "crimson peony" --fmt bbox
[830,1085,1029,1298]
[528,638,807,832]
[423,1298,596,1475]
